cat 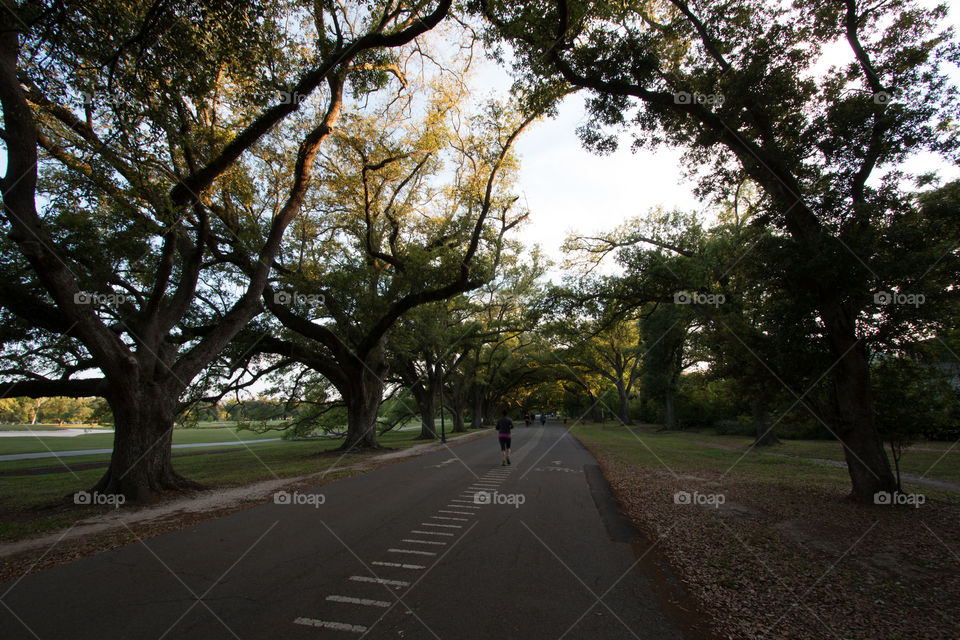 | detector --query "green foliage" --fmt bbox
[0,396,108,424]
[872,356,955,444]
